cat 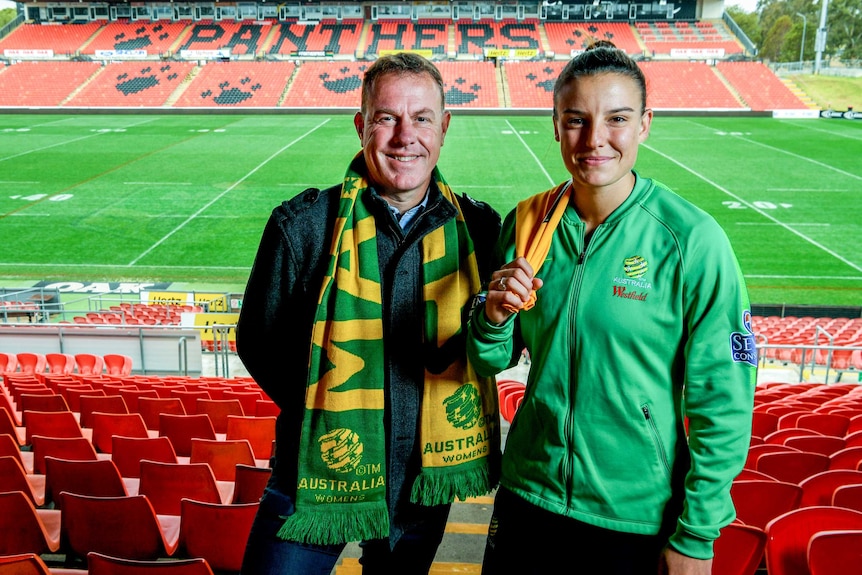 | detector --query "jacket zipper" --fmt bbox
[642,405,672,477]
[565,224,593,500]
